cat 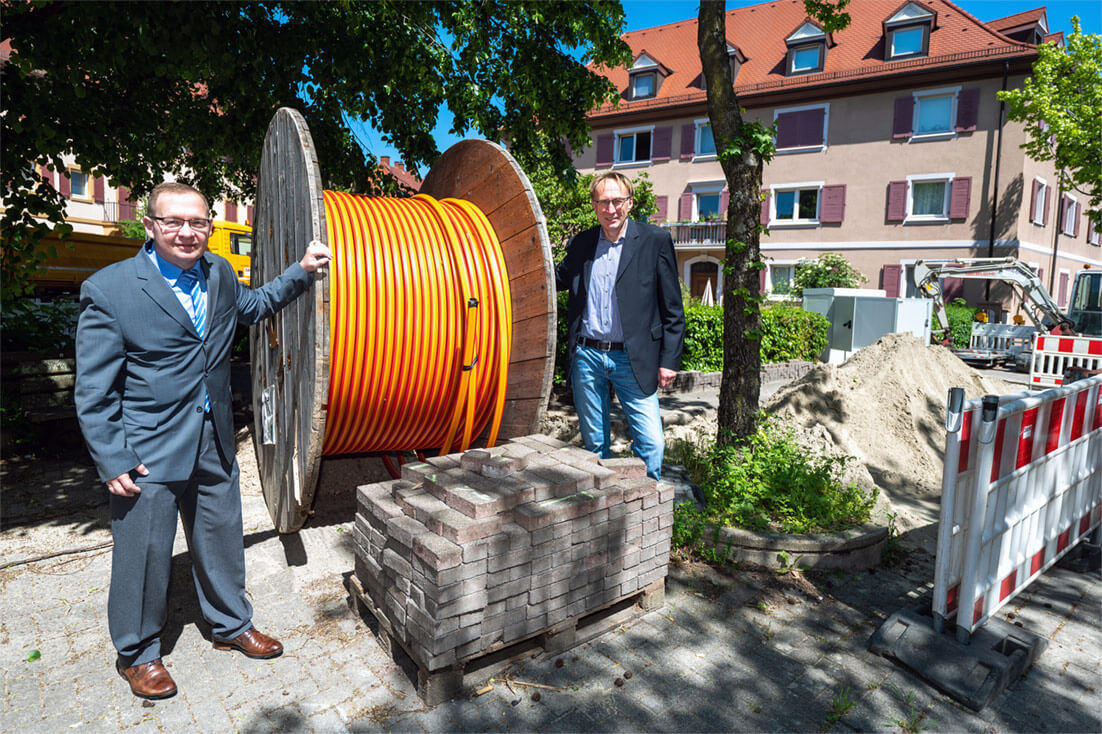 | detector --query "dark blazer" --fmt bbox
[75,246,311,483]
[556,220,684,395]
